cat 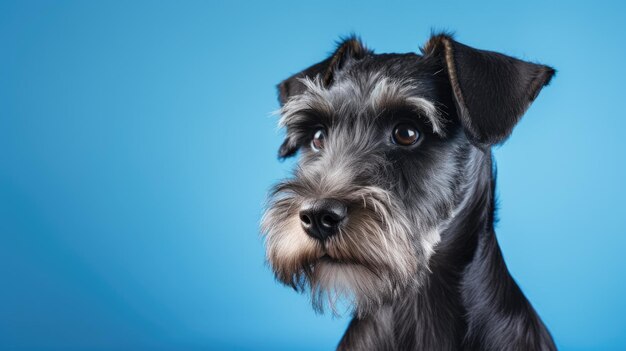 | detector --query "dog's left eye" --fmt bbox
[392,123,420,146]
[311,129,326,152]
